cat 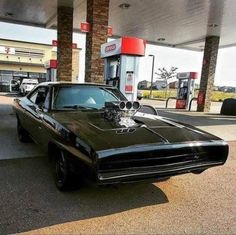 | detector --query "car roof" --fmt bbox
[38,81,115,88]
